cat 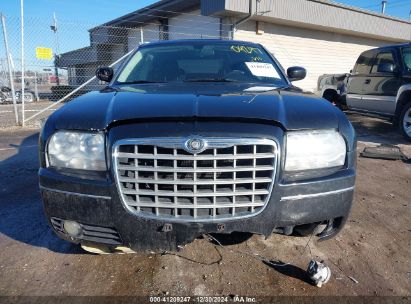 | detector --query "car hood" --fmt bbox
[50,83,340,131]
